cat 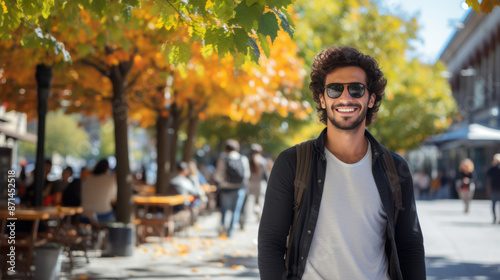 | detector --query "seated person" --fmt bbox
[21,159,53,207]
[81,159,117,224]
[62,167,86,207]
[169,161,204,208]
[45,166,74,206]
